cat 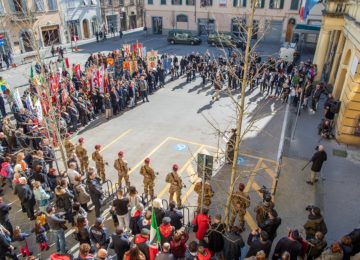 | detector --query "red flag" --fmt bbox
[74,64,81,79]
[149,244,159,260]
[65,57,70,69]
